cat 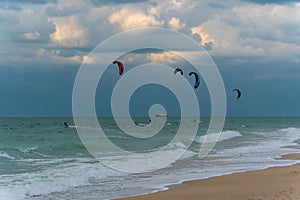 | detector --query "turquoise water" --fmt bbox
[1,117,300,199]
